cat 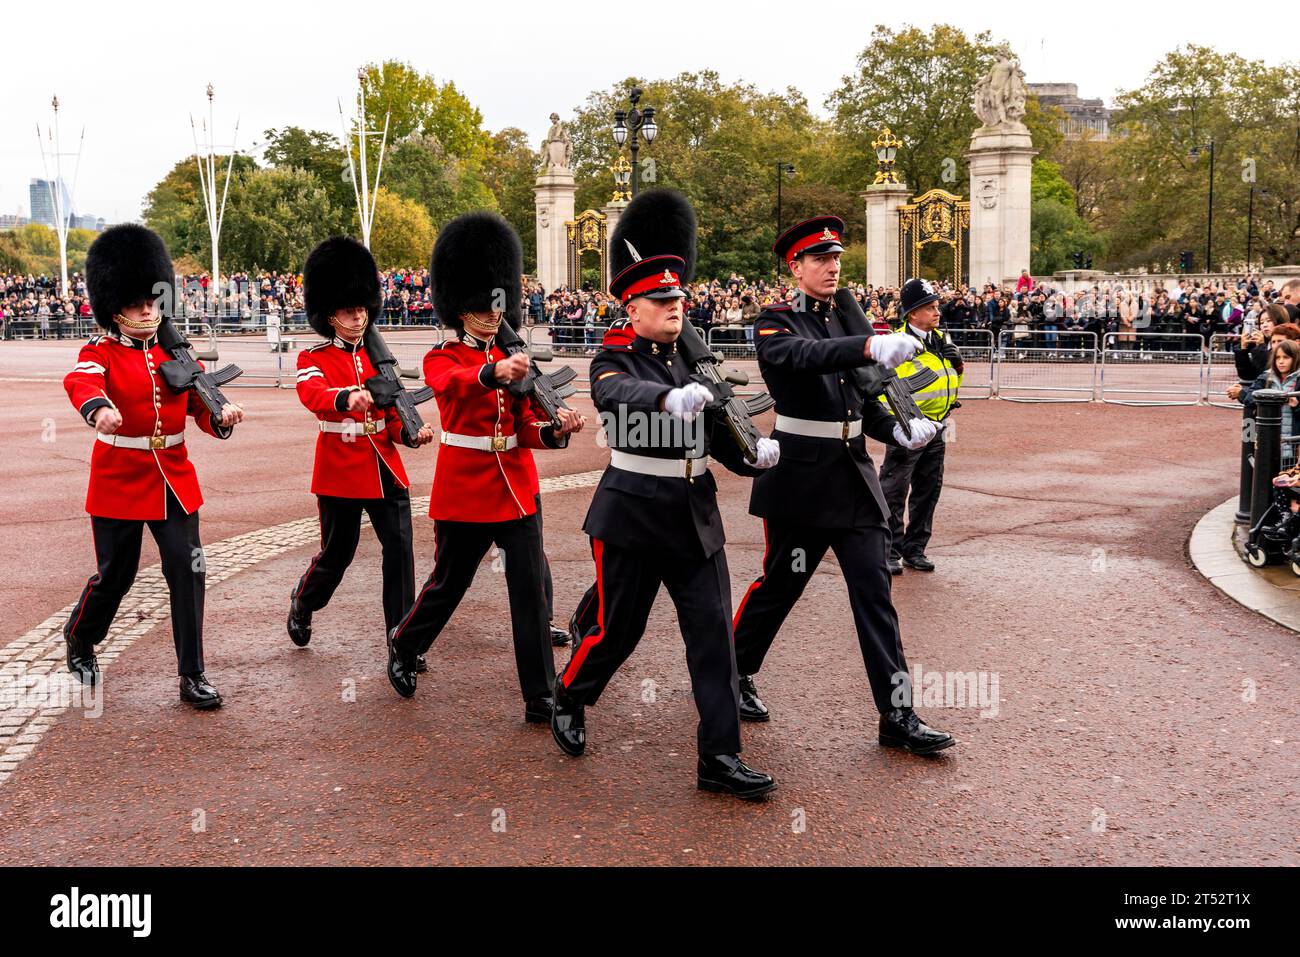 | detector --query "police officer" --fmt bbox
[880,278,964,574]
[731,216,956,755]
[551,190,781,799]
[62,224,244,707]
[385,213,585,724]
[288,237,435,662]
